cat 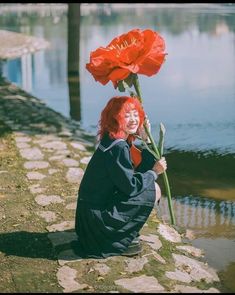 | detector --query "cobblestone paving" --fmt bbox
[0,79,222,293]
